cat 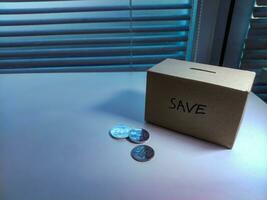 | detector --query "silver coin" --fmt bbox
[131,145,155,162]
[128,128,149,144]
[109,125,131,139]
